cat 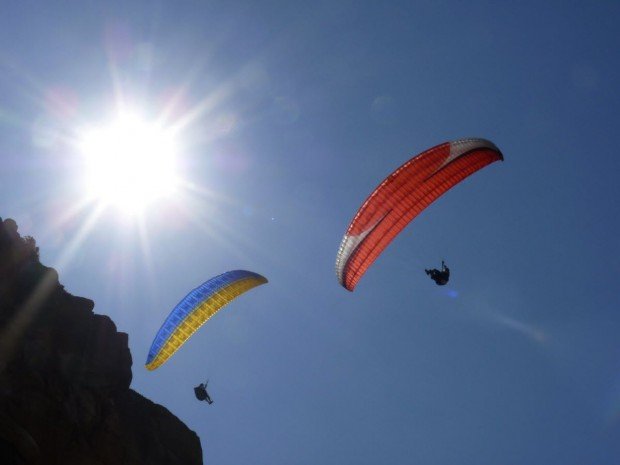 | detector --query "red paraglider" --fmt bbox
[335,138,503,291]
